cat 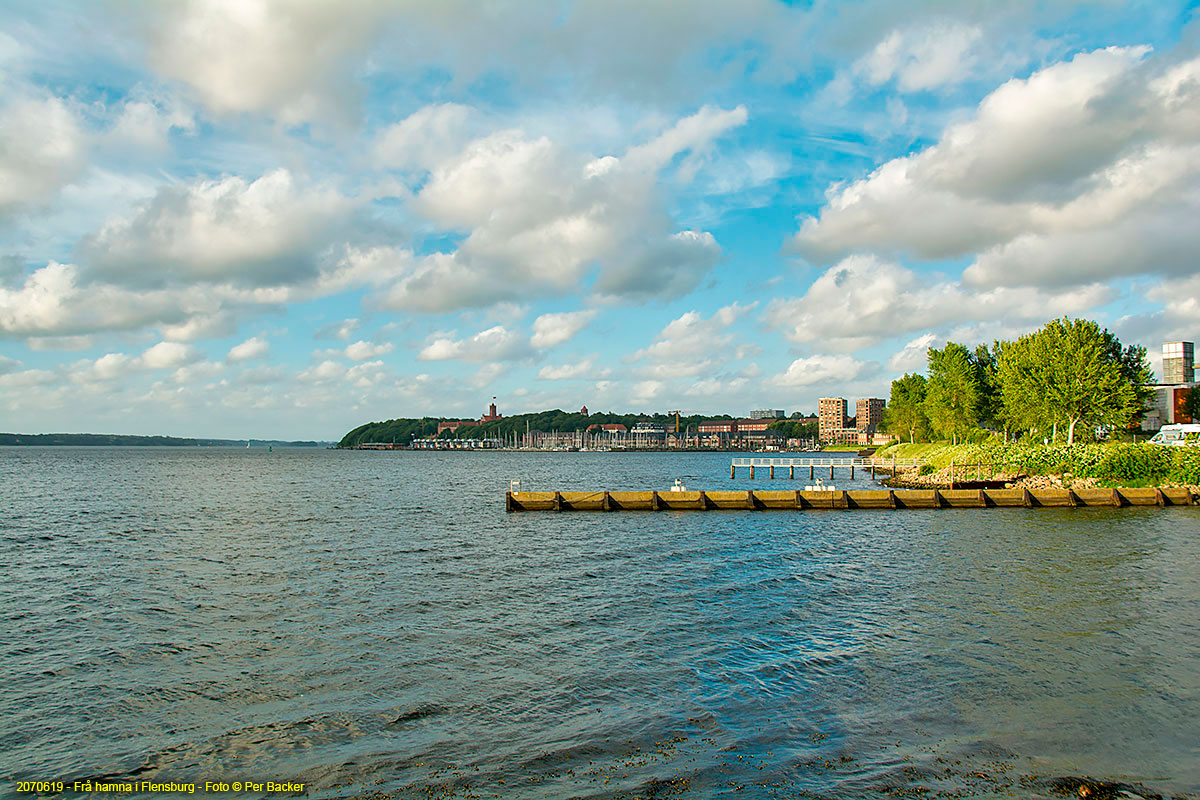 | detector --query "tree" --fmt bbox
[1101,333,1154,426]
[924,342,983,444]
[973,343,1002,430]
[769,418,818,440]
[996,317,1145,445]
[884,373,929,443]
[994,335,1051,438]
